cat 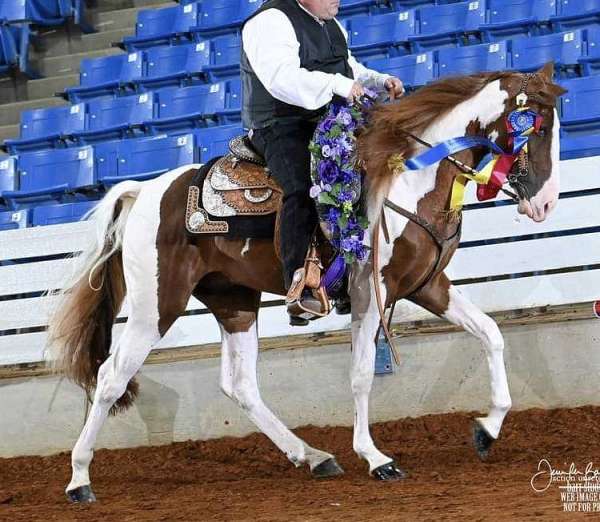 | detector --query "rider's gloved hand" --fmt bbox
[384,77,405,100]
[347,81,365,103]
